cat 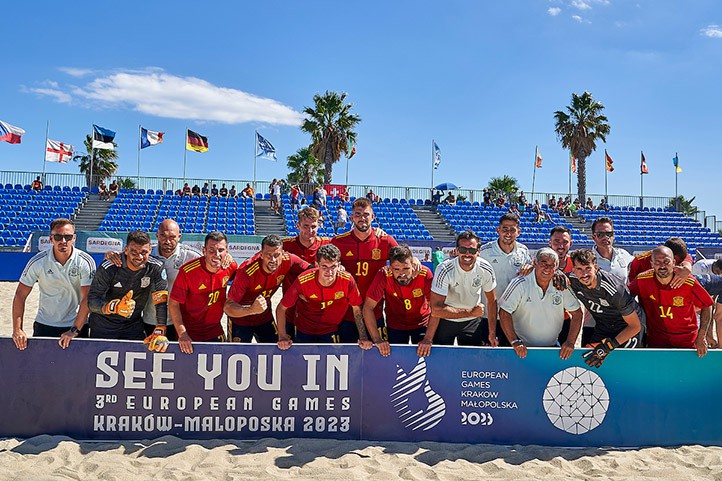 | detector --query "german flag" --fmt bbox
[186,129,208,152]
